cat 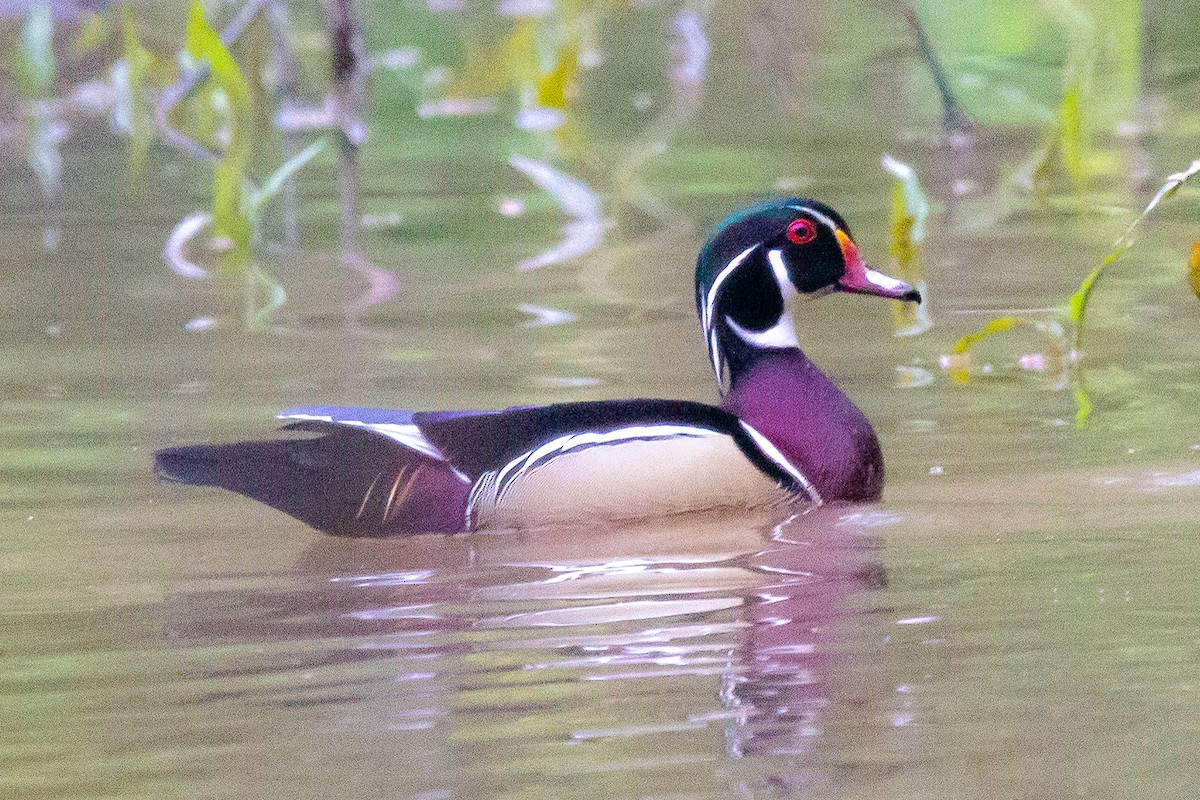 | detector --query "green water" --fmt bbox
[3,1,1200,798]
